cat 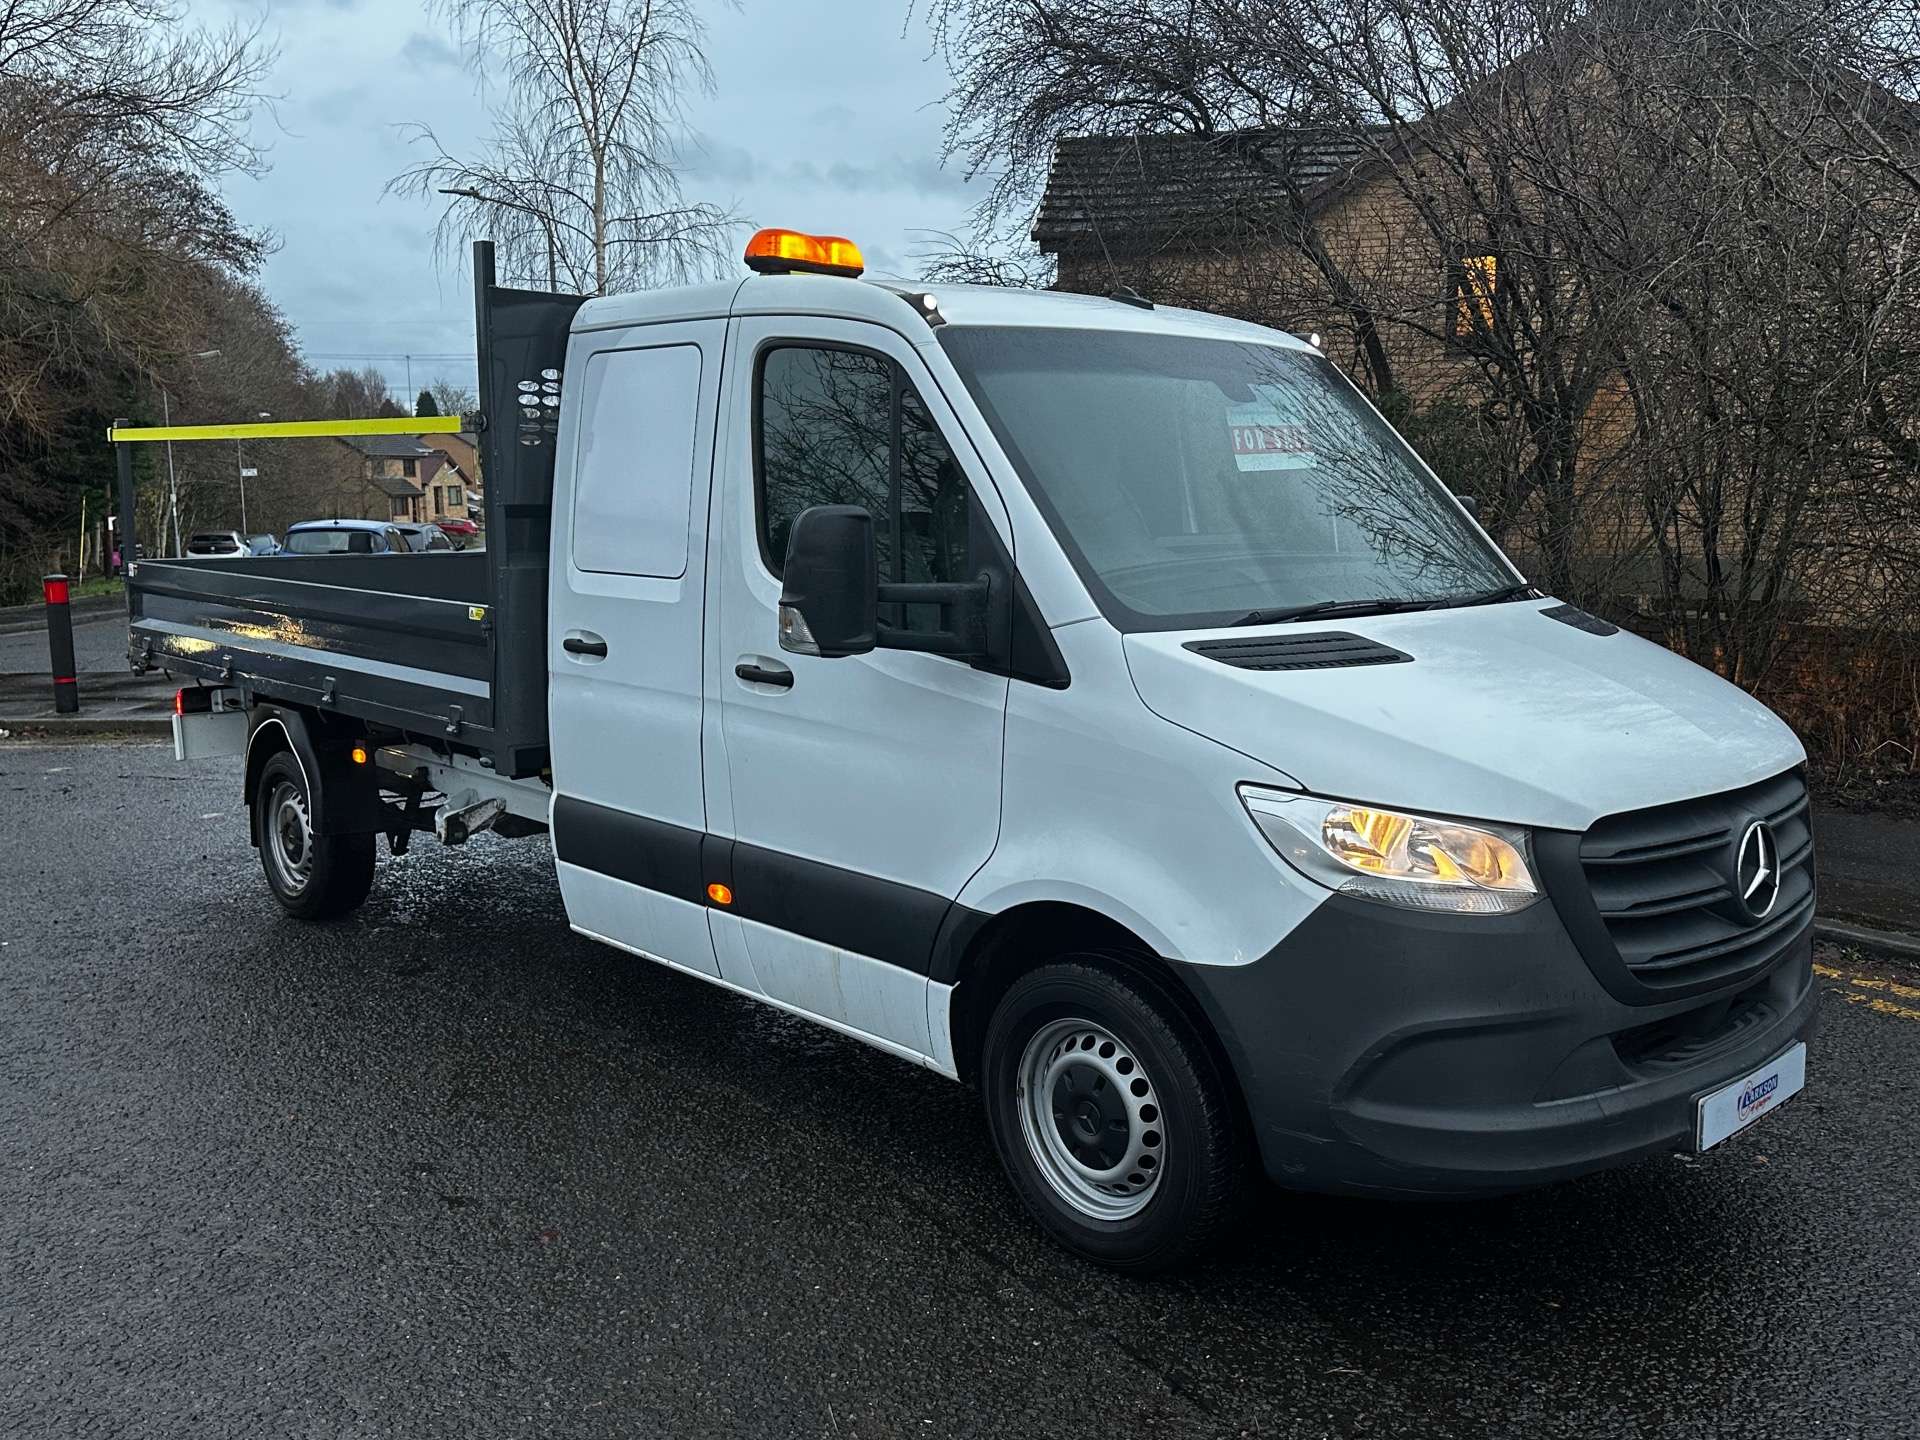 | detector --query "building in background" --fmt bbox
[419,430,483,526]
[329,436,432,522]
